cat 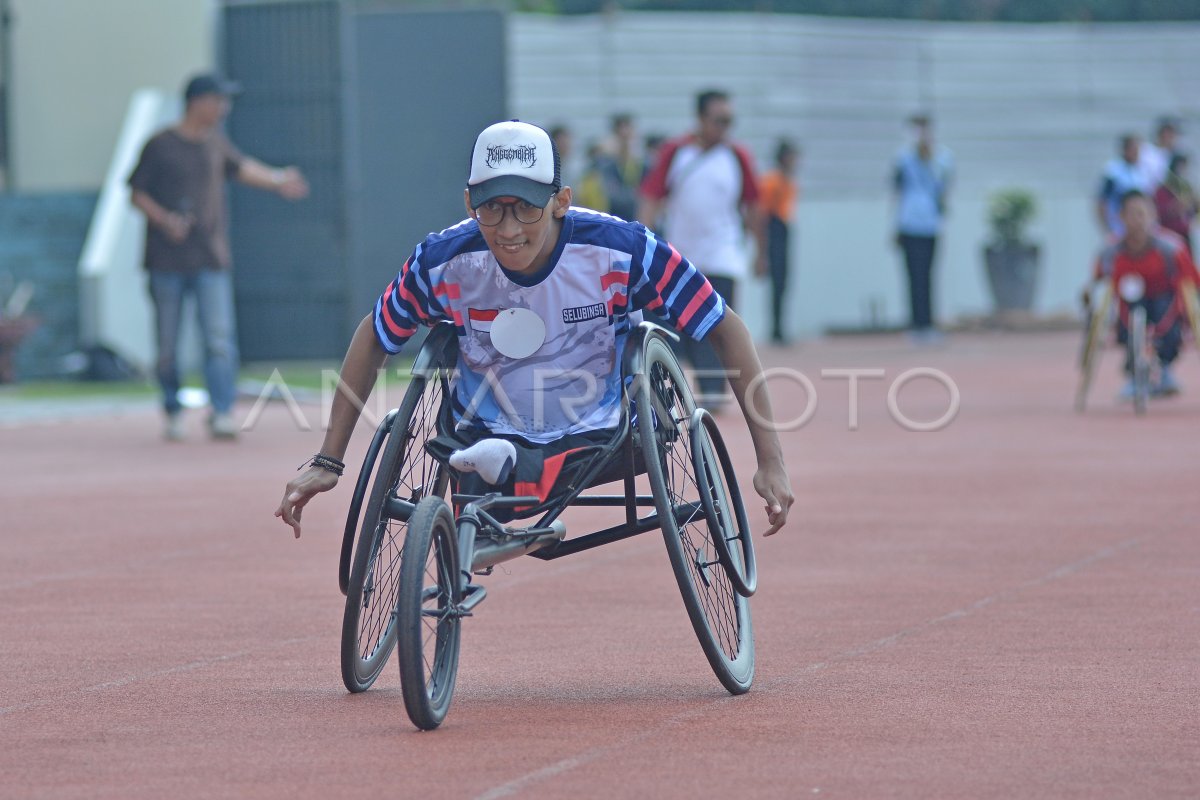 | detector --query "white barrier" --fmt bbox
[78,89,179,371]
